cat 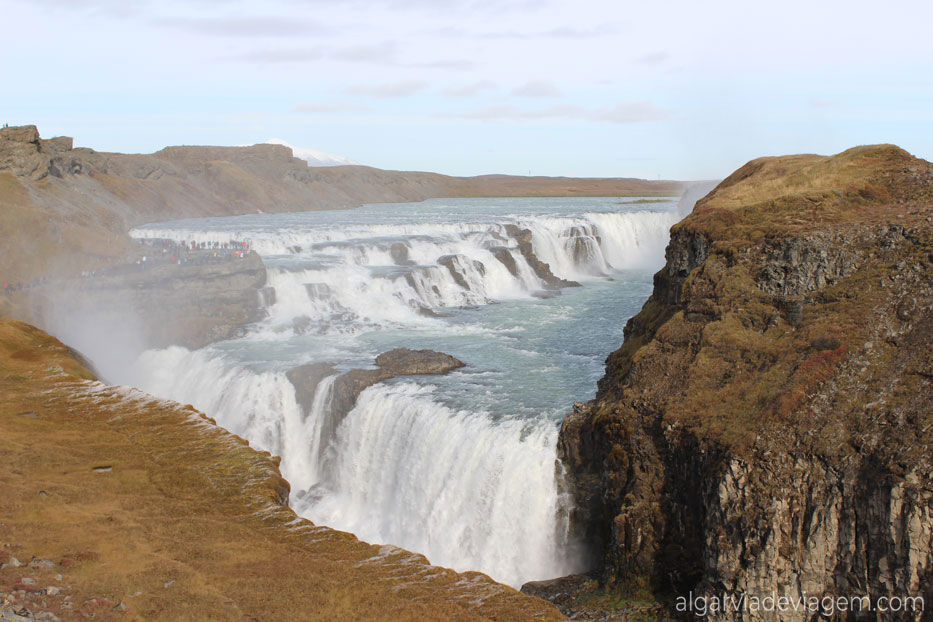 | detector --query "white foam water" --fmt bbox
[119,196,681,587]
